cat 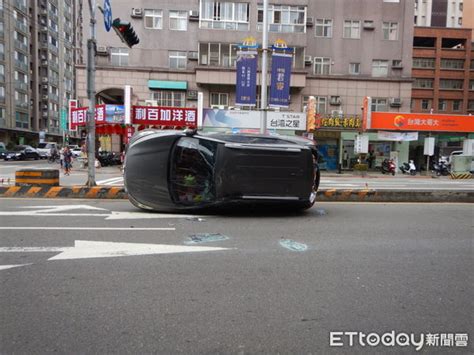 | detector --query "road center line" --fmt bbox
[0,227,175,231]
